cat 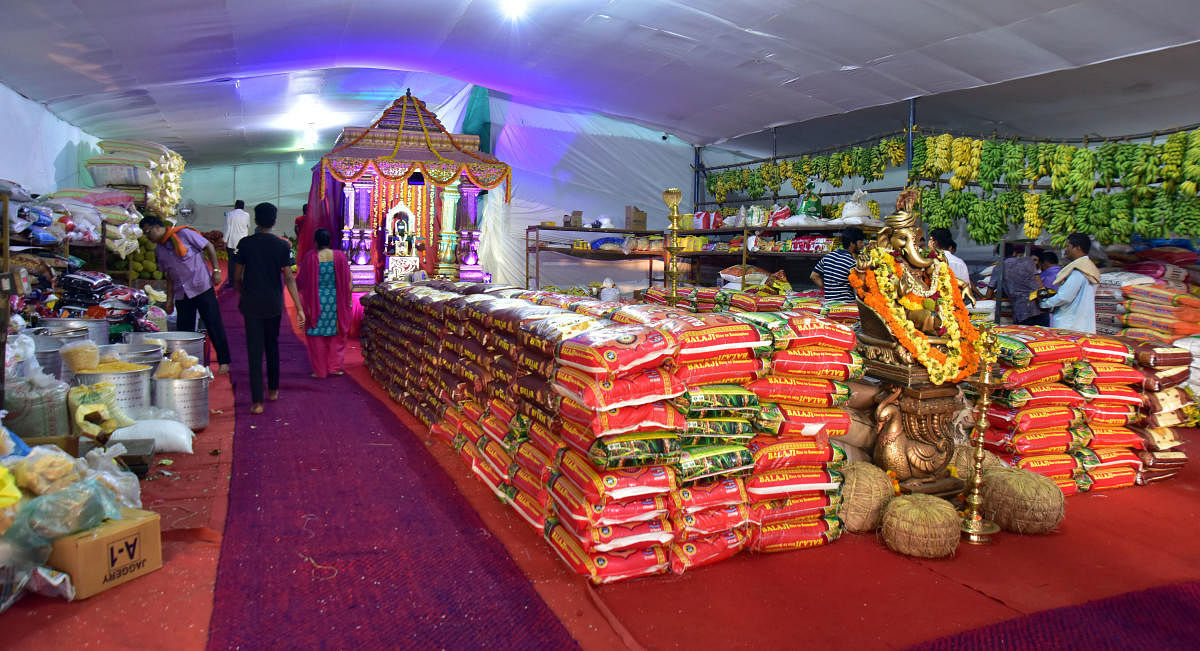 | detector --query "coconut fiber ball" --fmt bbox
[881,494,961,558]
[980,467,1065,534]
[840,462,895,533]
